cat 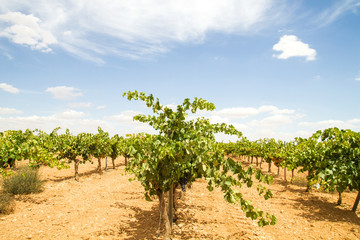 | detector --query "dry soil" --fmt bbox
[0,156,359,239]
